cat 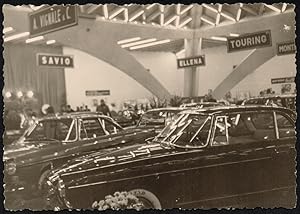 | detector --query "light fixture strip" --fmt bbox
[176,49,186,56]
[129,10,144,22]
[146,4,156,10]
[203,4,218,13]
[211,36,228,41]
[229,33,240,37]
[264,4,281,13]
[117,37,141,45]
[46,40,56,45]
[129,39,171,50]
[121,38,157,48]
[180,5,194,15]
[201,16,215,26]
[4,32,30,42]
[109,8,125,19]
[26,36,44,44]
[3,27,14,34]
[178,17,192,28]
